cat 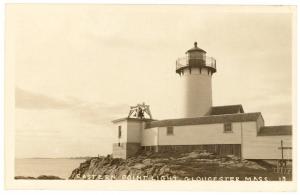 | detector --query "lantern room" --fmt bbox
[186,42,207,66]
[176,42,217,75]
